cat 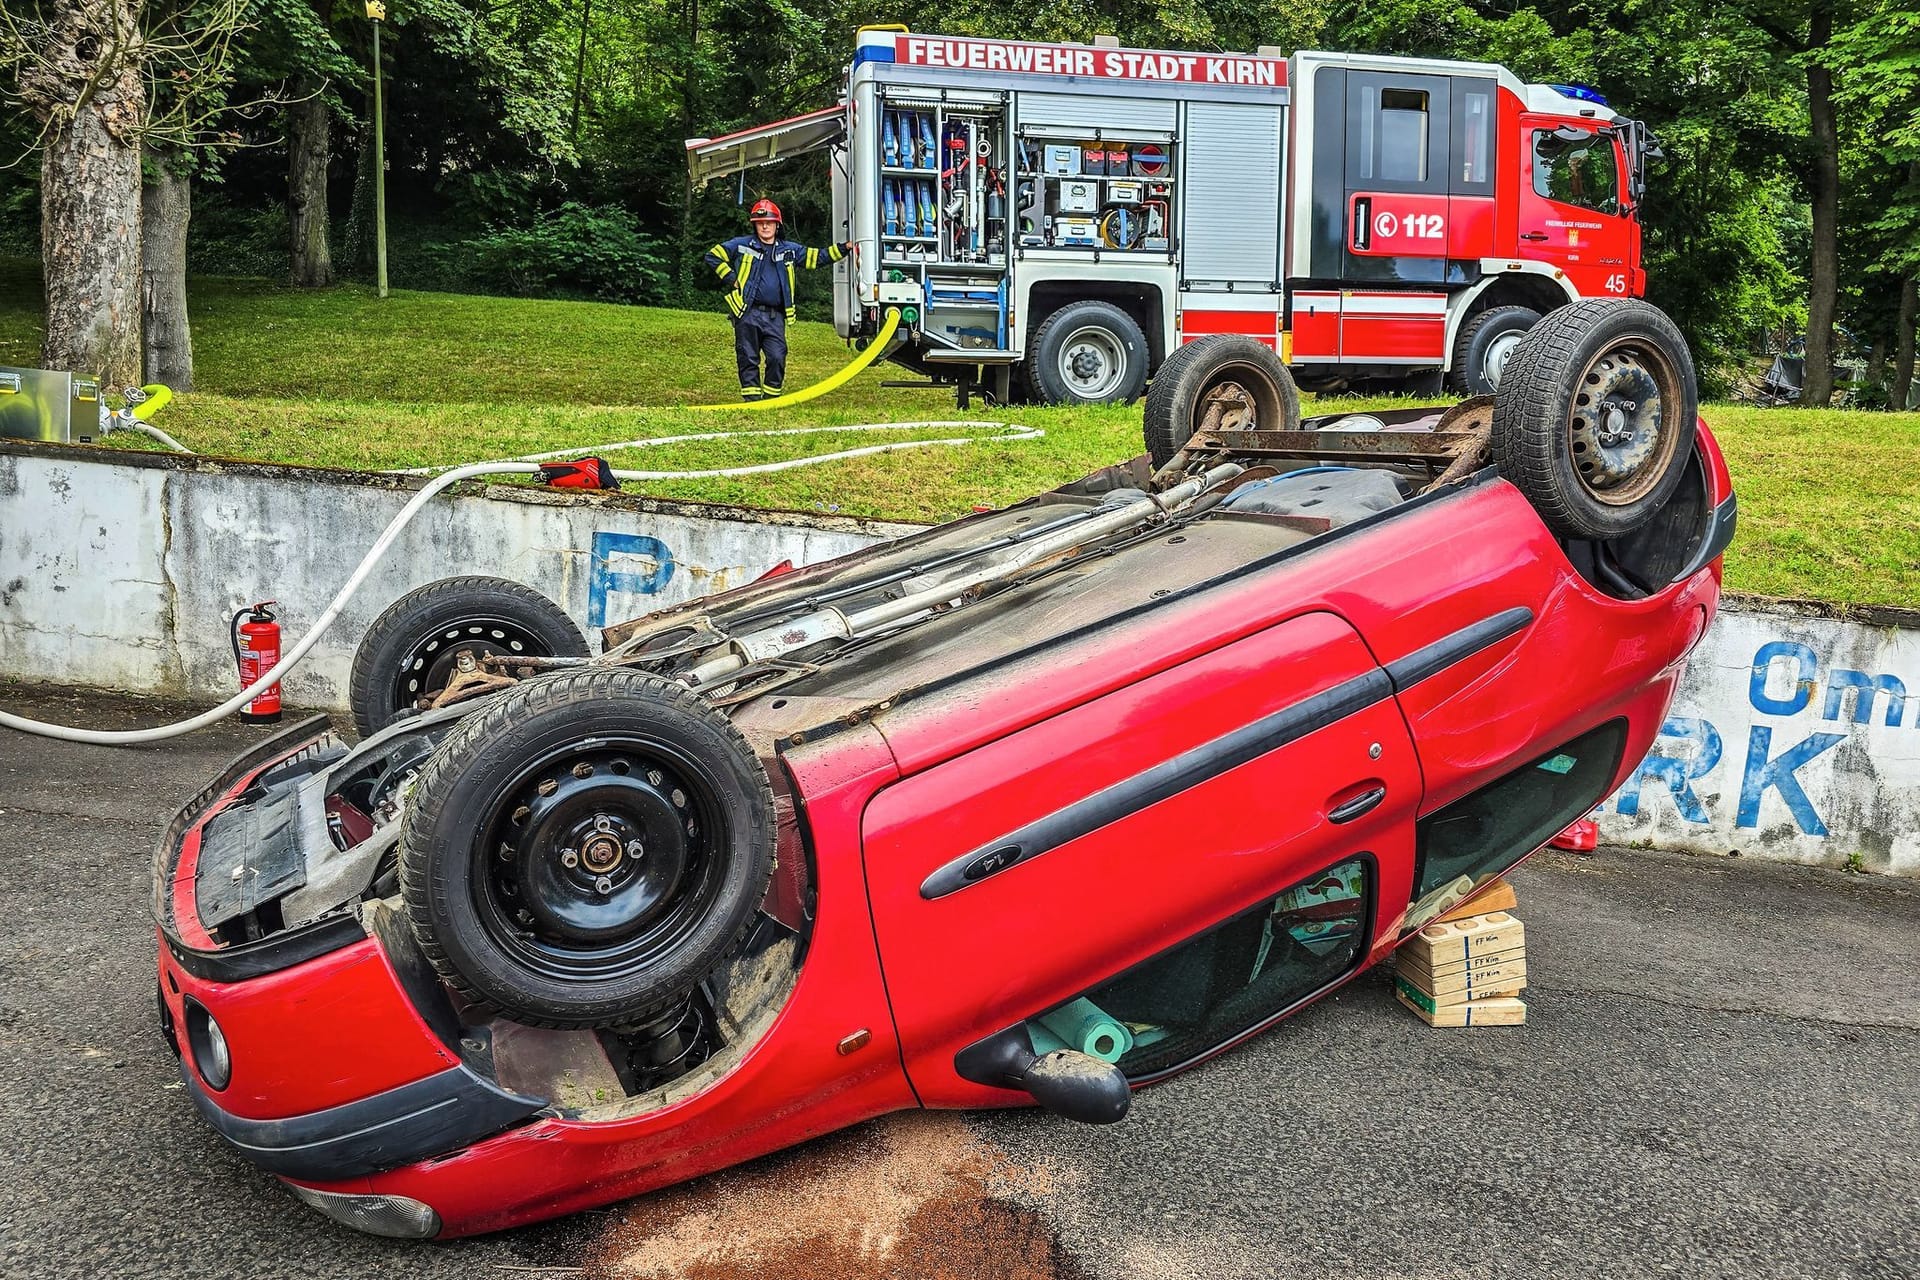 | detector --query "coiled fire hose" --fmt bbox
[0,311,1052,744]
